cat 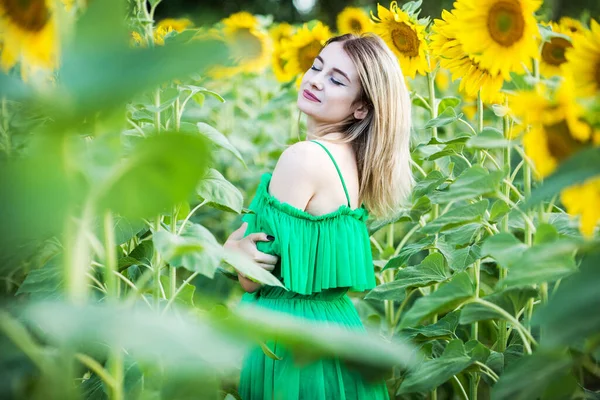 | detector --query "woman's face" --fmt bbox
[297,41,365,124]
